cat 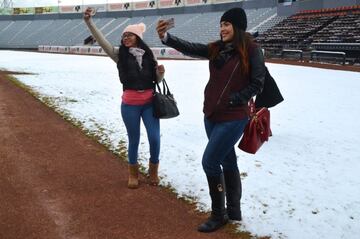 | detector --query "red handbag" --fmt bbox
[238,100,271,154]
